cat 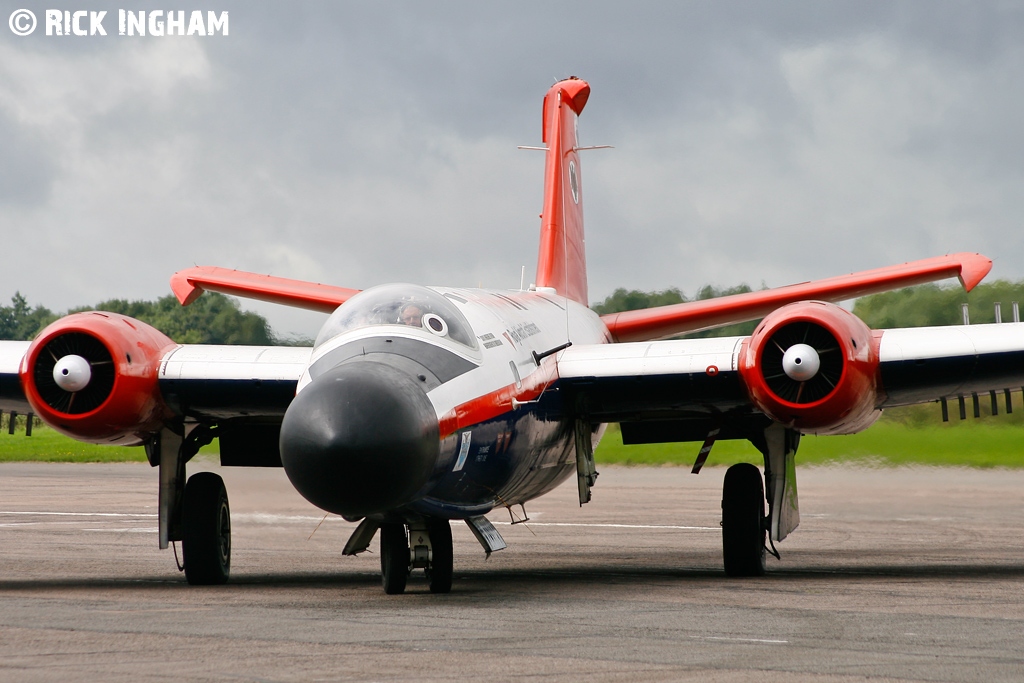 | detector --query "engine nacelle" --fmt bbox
[738,301,882,435]
[20,312,177,445]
